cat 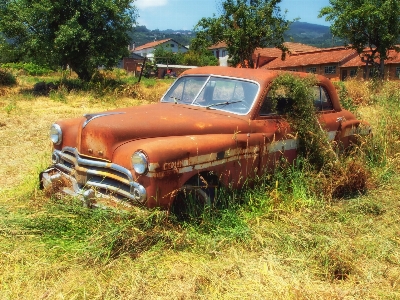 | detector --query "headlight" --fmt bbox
[50,124,62,145]
[131,151,148,174]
